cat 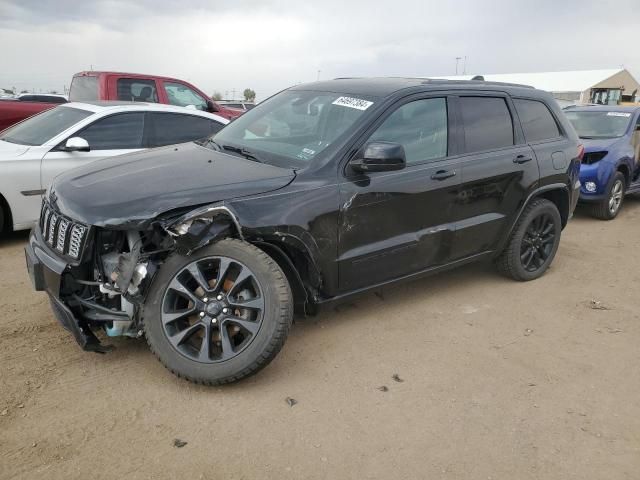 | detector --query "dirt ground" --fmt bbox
[1,201,639,480]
